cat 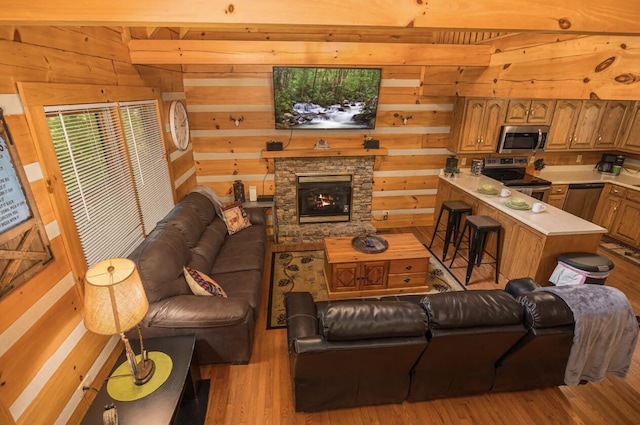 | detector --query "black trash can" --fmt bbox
[549,252,614,285]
